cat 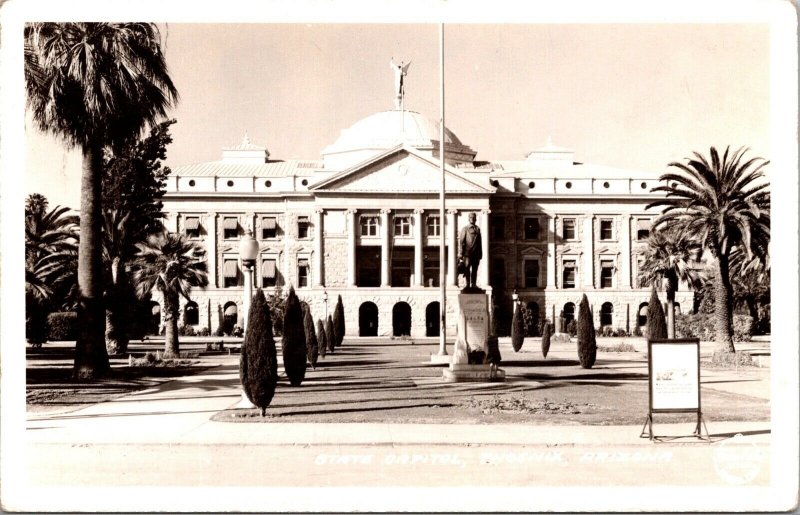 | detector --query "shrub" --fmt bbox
[281,287,307,386]
[239,289,278,416]
[325,315,335,354]
[646,287,668,340]
[303,305,319,369]
[178,324,197,337]
[333,294,345,347]
[733,314,754,343]
[597,342,637,352]
[613,328,629,337]
[266,288,286,337]
[541,320,553,359]
[511,306,524,352]
[576,294,596,368]
[197,327,211,337]
[632,324,643,337]
[522,308,540,337]
[675,312,715,340]
[26,293,48,344]
[317,319,327,359]
[232,325,244,338]
[599,326,615,338]
[710,350,756,367]
[213,326,225,337]
[47,312,78,341]
[566,319,577,337]
[487,335,501,364]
